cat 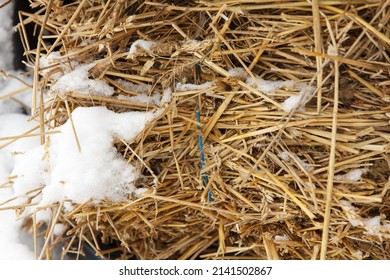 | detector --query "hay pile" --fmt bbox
[4,0,390,259]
